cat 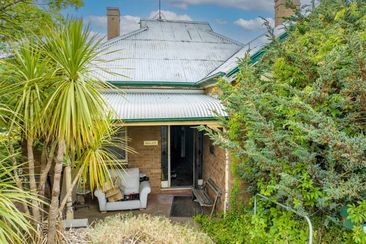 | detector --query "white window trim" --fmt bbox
[108,127,128,165]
